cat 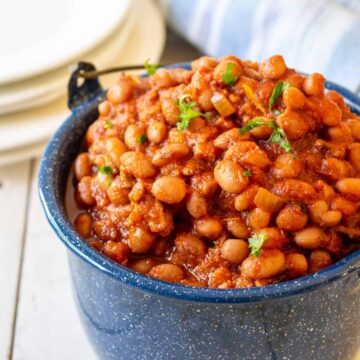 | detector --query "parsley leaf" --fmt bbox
[98,165,112,176]
[268,81,289,111]
[175,94,207,131]
[104,120,113,129]
[222,63,239,86]
[239,118,274,135]
[239,118,293,153]
[136,134,148,144]
[248,232,268,257]
[268,126,292,153]
[243,169,252,177]
[144,58,160,76]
